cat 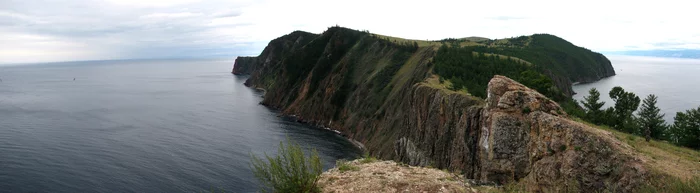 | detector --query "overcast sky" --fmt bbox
[1,0,698,64]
